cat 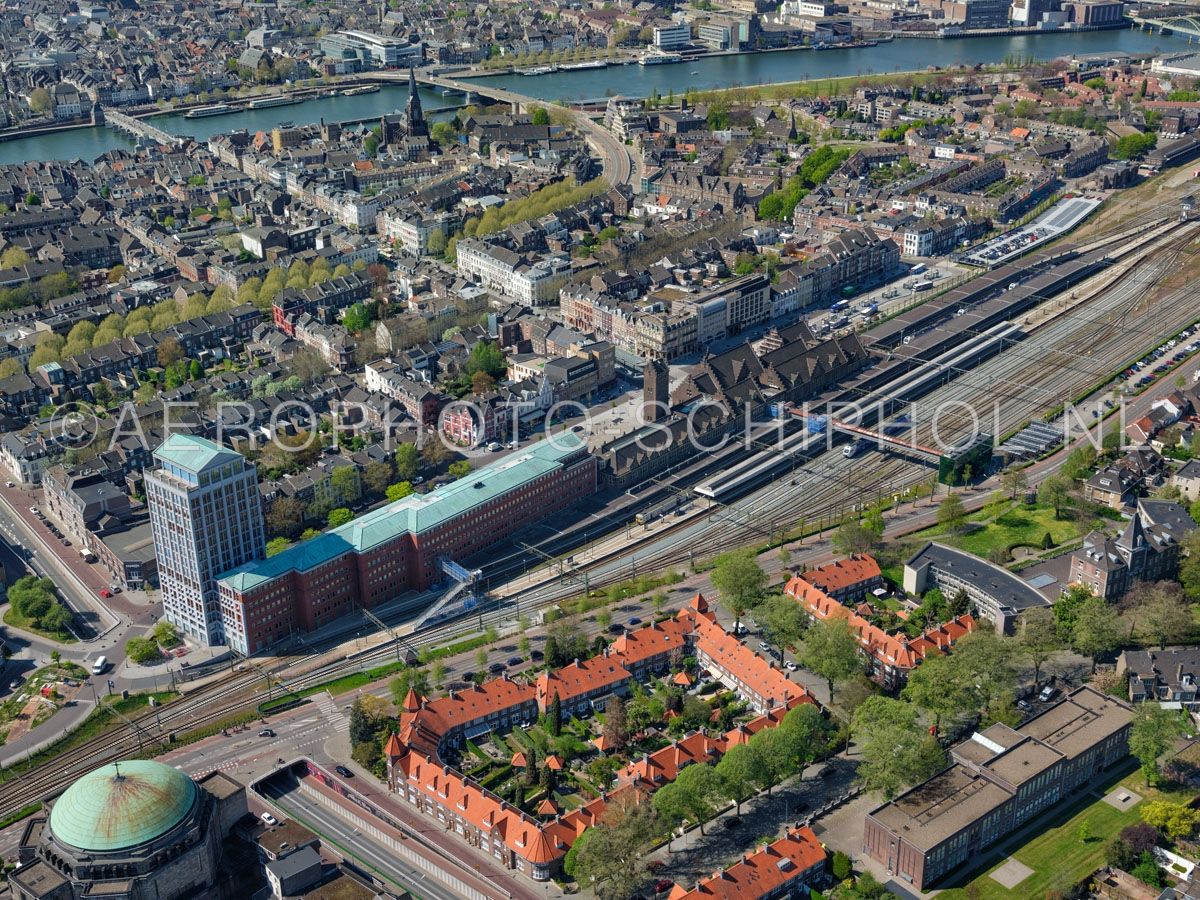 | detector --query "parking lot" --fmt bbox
[959,196,1103,268]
